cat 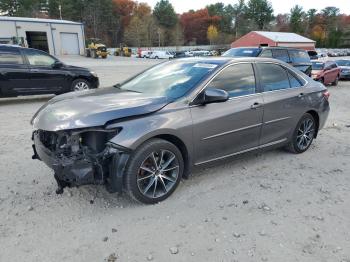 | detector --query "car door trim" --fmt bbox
[202,123,263,141]
[264,116,291,125]
[195,138,288,165]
